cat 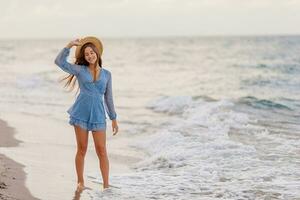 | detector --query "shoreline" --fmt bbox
[0,113,146,199]
[0,119,39,200]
